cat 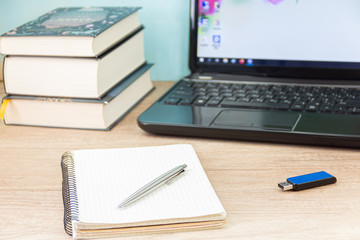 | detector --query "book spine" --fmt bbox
[1,55,4,82]
[61,151,79,236]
